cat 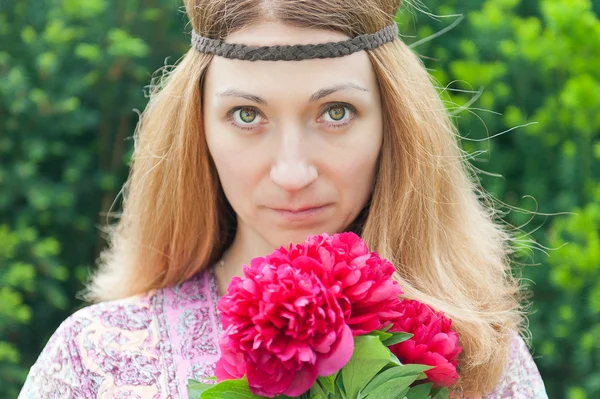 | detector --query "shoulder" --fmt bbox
[56,291,157,341]
[19,292,158,399]
[485,332,548,399]
[19,270,220,398]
